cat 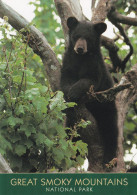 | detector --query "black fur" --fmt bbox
[61,17,118,163]
[127,165,137,172]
